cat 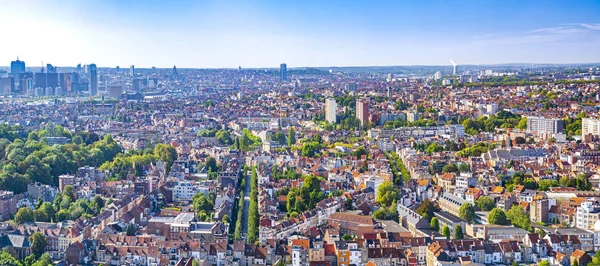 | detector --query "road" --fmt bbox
[241,173,251,238]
